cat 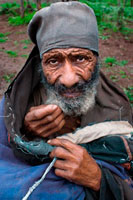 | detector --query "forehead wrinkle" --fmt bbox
[42,52,63,62]
[42,48,93,60]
